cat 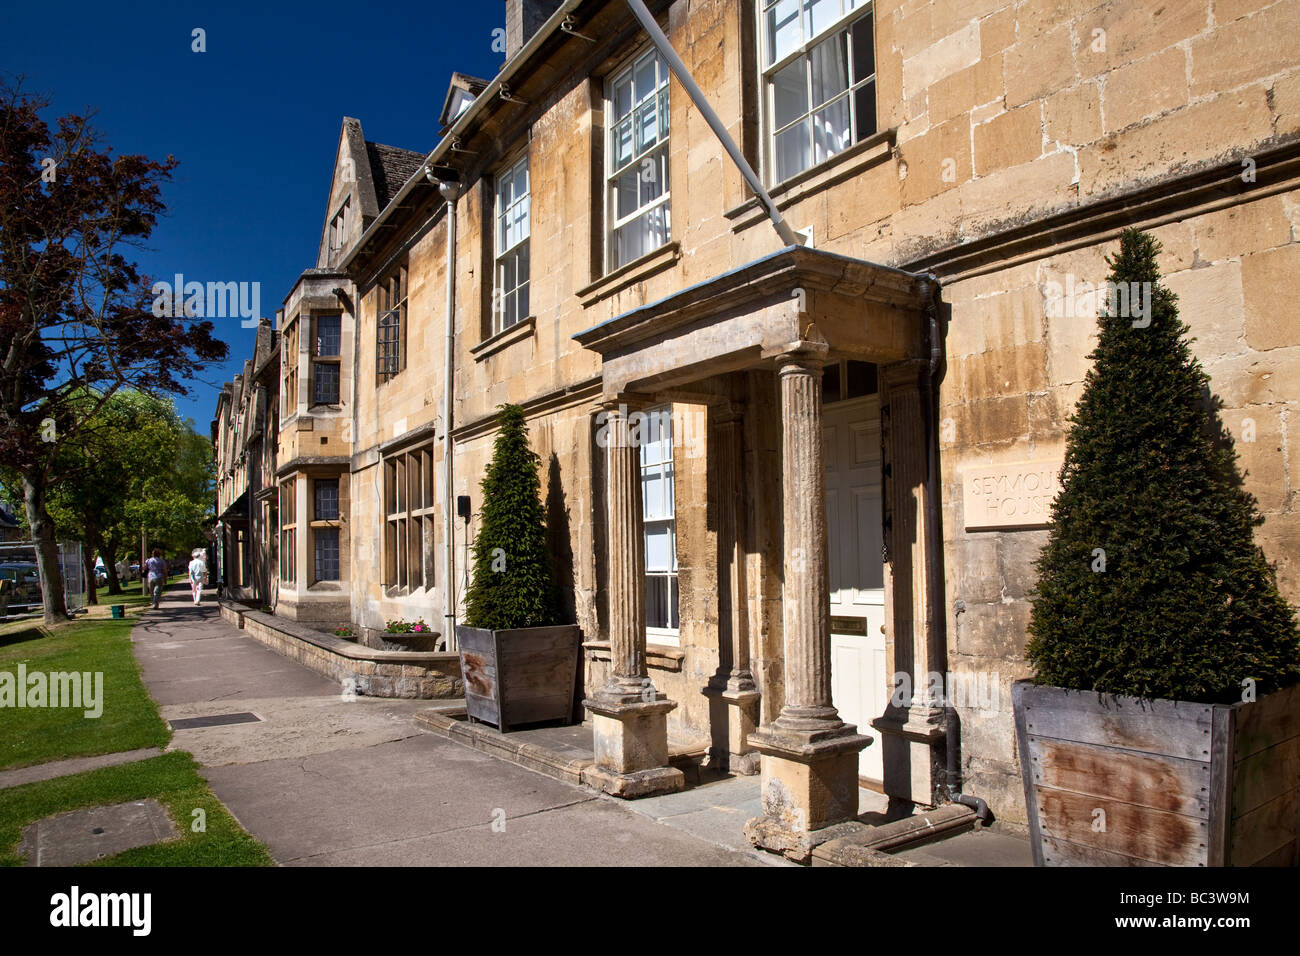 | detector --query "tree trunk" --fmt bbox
[103,539,122,594]
[82,536,98,605]
[21,471,67,625]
